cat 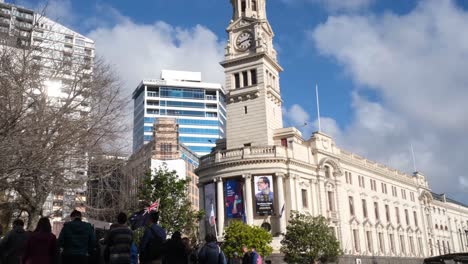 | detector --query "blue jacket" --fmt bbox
[139,223,166,255]
[197,242,226,264]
